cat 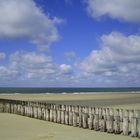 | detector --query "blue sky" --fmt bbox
[0,0,140,87]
